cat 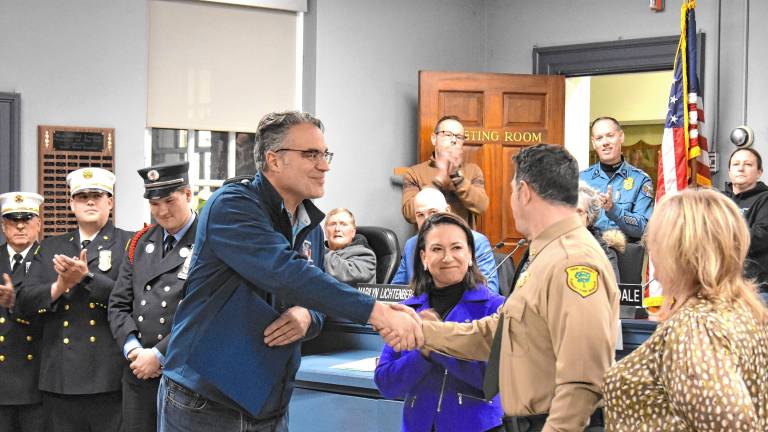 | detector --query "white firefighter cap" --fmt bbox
[66,168,115,196]
[0,192,44,218]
